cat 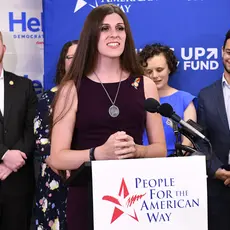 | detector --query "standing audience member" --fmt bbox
[0,31,37,230]
[49,4,166,230]
[197,30,230,230]
[34,40,78,230]
[138,43,197,156]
